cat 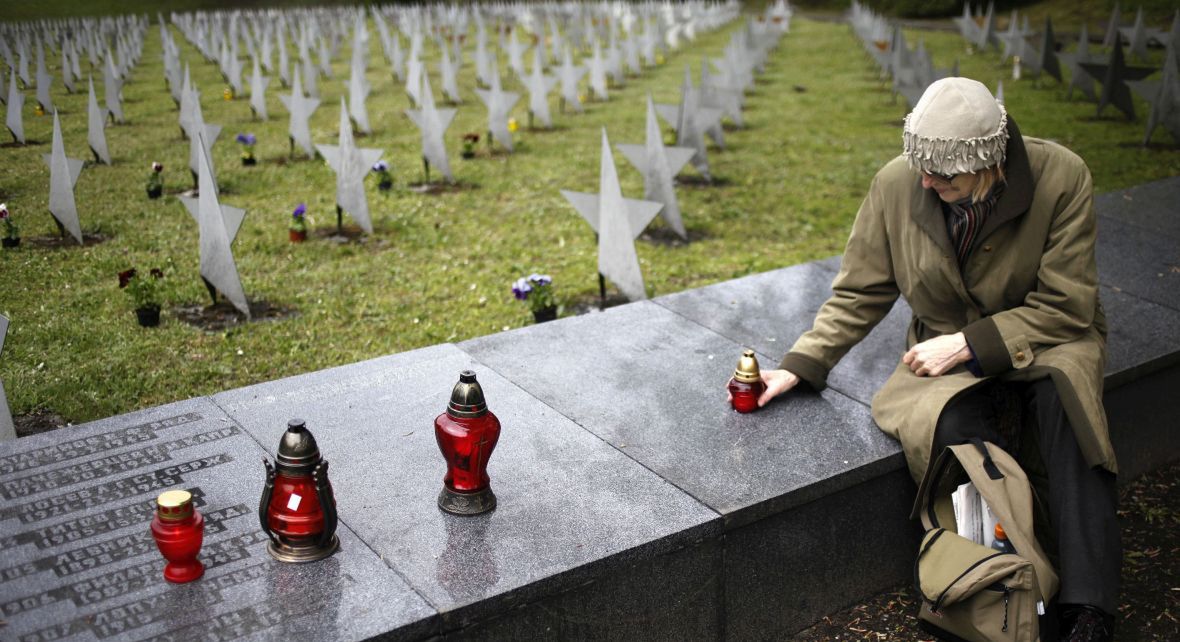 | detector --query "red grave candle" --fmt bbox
[728,349,766,413]
[151,489,205,583]
[259,419,339,563]
[435,370,501,515]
